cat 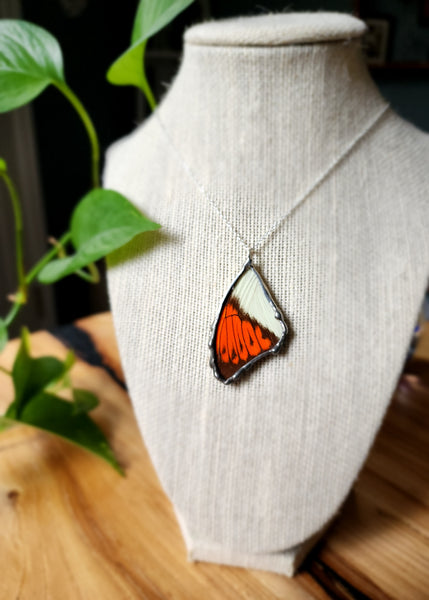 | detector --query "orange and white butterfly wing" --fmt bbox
[209,261,287,384]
